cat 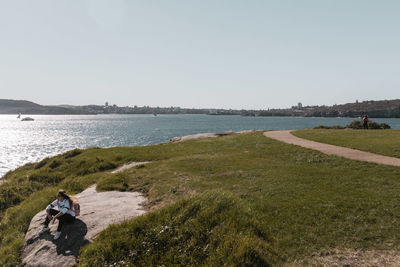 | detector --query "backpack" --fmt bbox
[73,202,80,216]
[68,199,80,216]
